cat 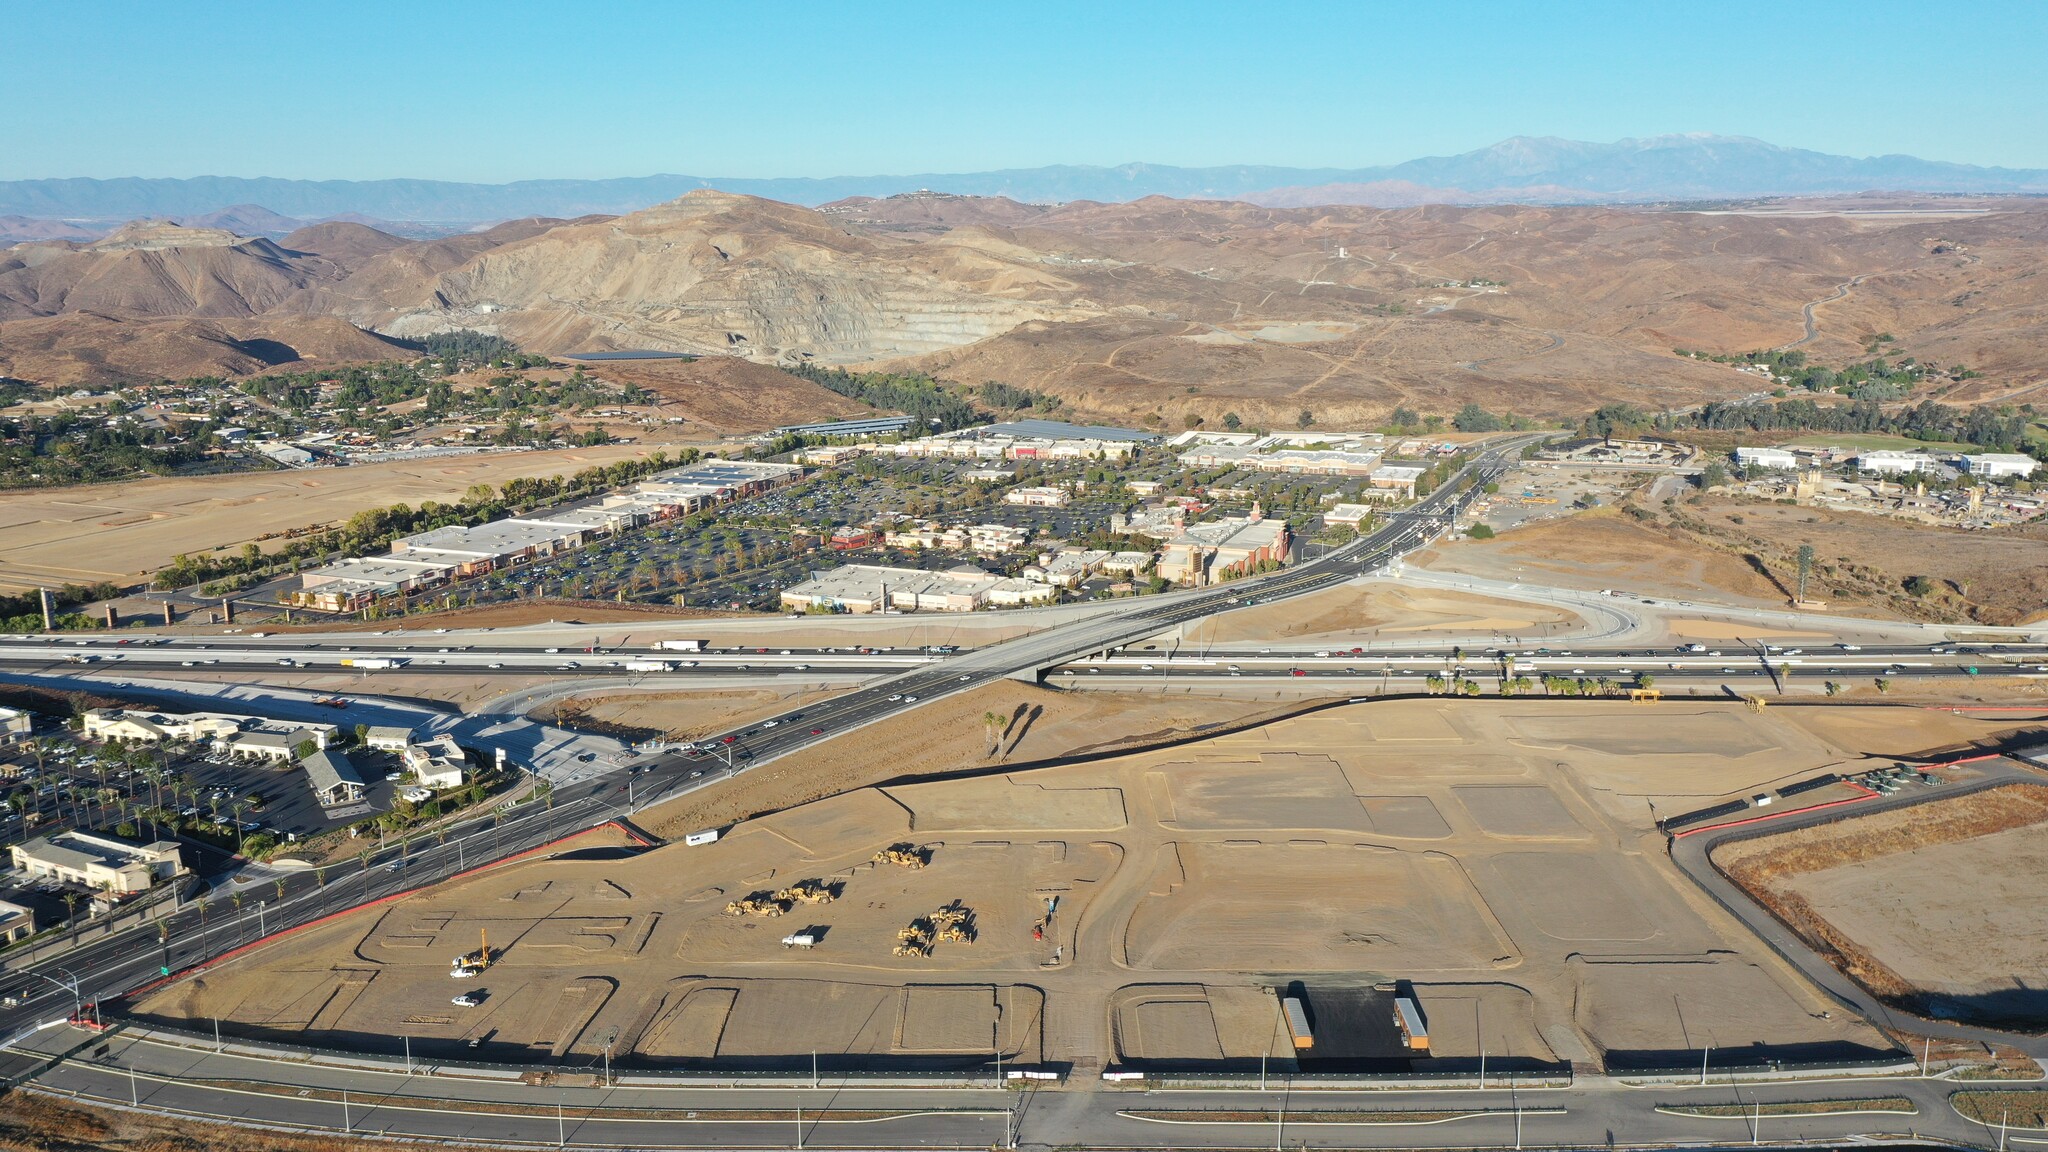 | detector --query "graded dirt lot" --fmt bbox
[1715,782,2048,1024]
[140,699,1949,1074]
[639,682,1299,835]
[0,445,660,592]
[1195,581,1582,646]
[1417,507,1789,609]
